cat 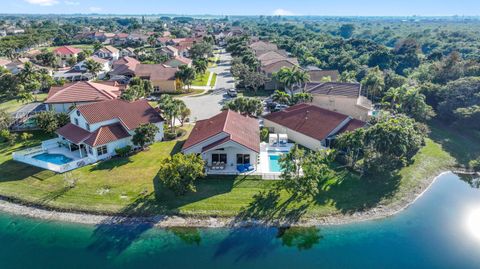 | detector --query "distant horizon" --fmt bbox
[2,0,480,17]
